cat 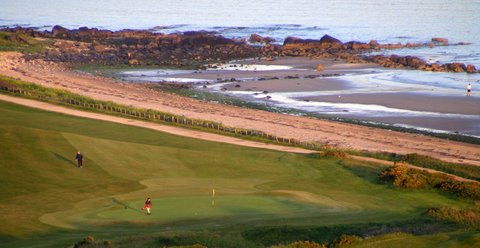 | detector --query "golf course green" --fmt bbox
[0,100,478,247]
